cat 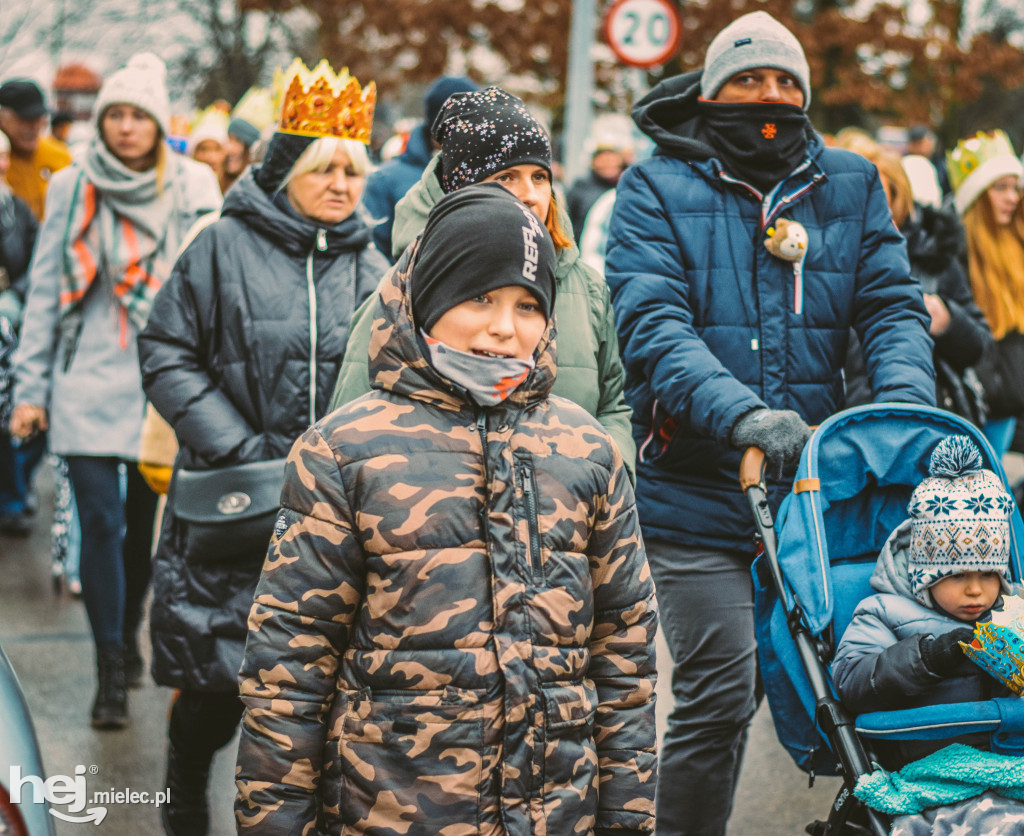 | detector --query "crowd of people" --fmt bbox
[3,9,1024,836]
